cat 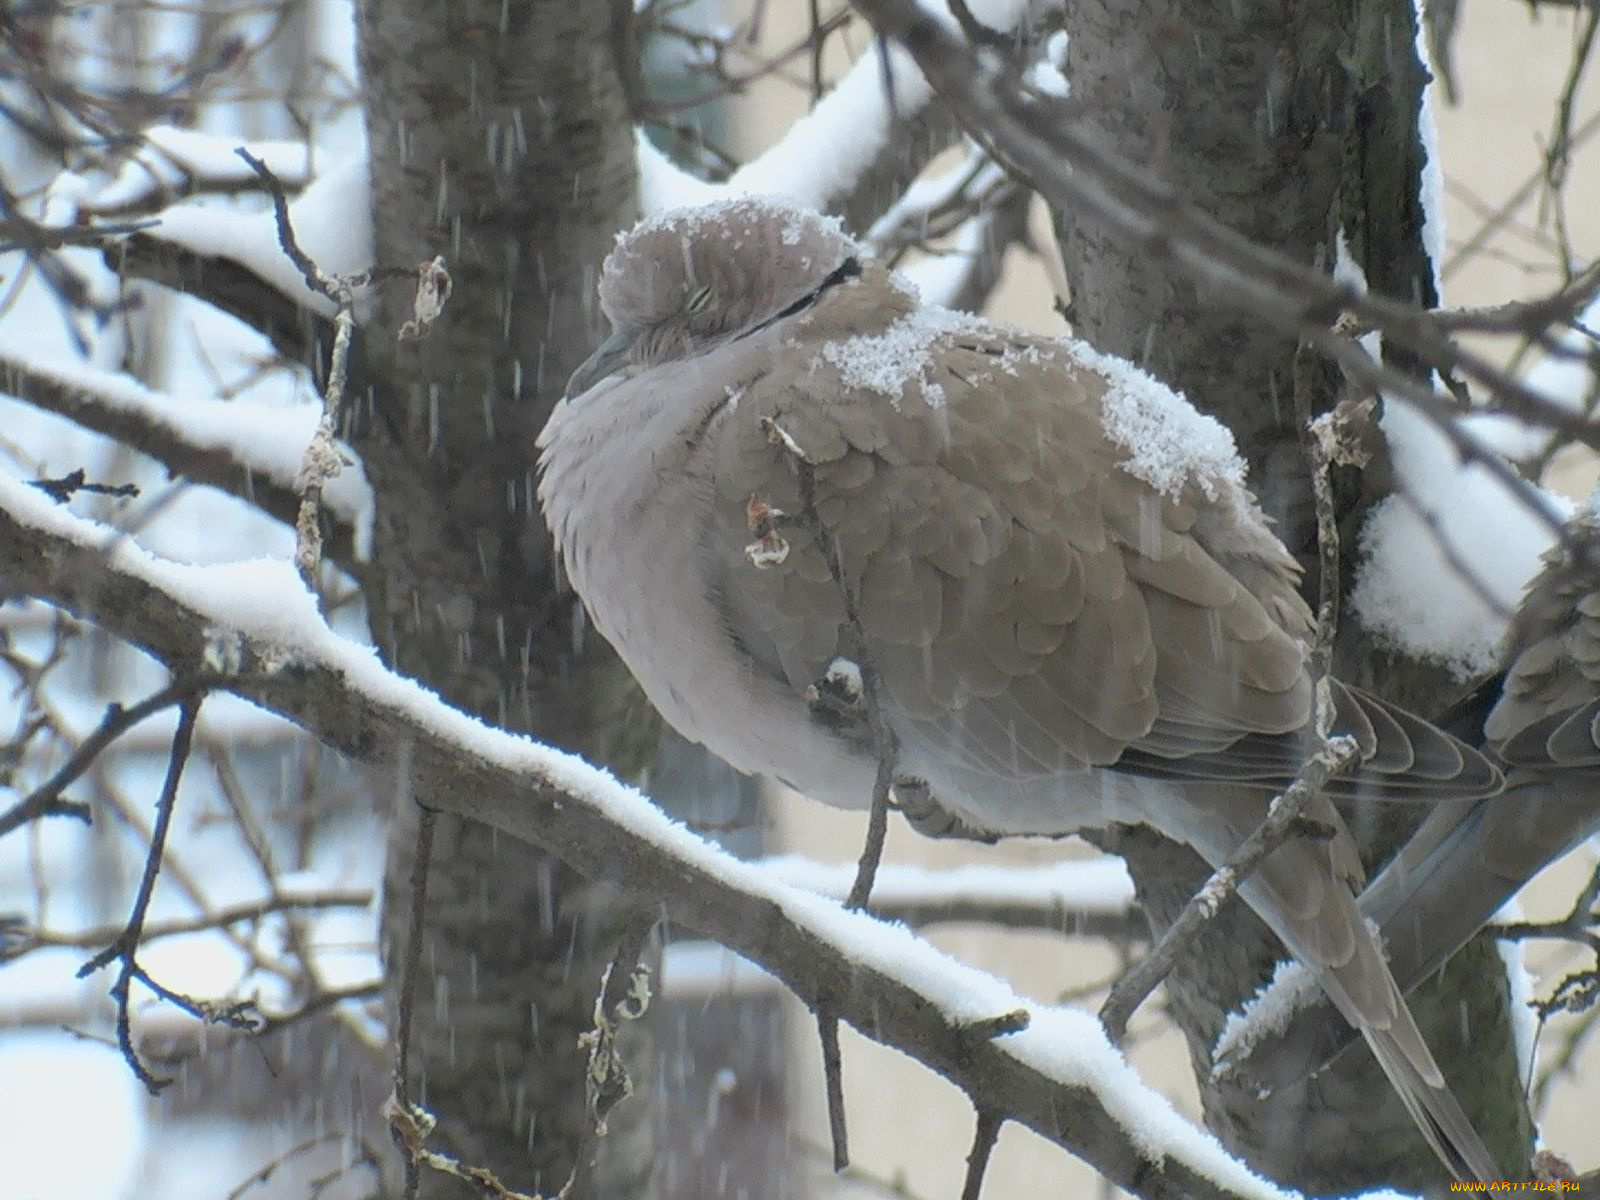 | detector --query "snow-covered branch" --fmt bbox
[0,474,1291,1200]
[851,0,1596,532]
[0,351,369,570]
[636,0,1037,241]
[759,854,1142,938]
